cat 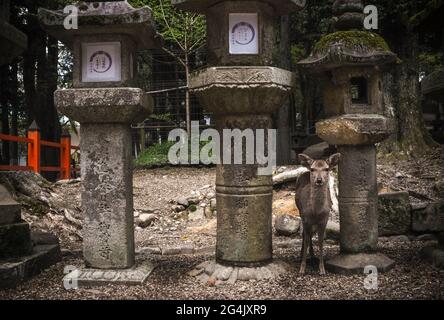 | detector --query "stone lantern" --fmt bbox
[39,1,161,285]
[173,0,303,283]
[0,0,27,65]
[299,0,397,274]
